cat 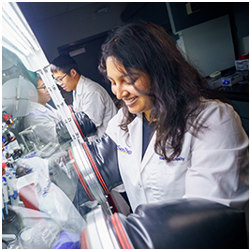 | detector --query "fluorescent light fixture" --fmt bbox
[2,17,32,56]
[69,47,86,57]
[2,2,40,51]
[2,2,48,71]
